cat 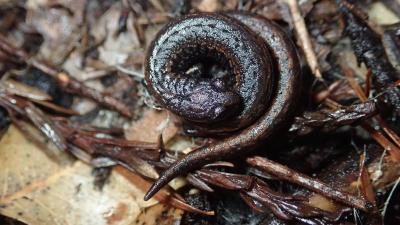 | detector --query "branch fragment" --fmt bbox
[247,156,374,212]
[290,101,378,136]
[286,0,323,80]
